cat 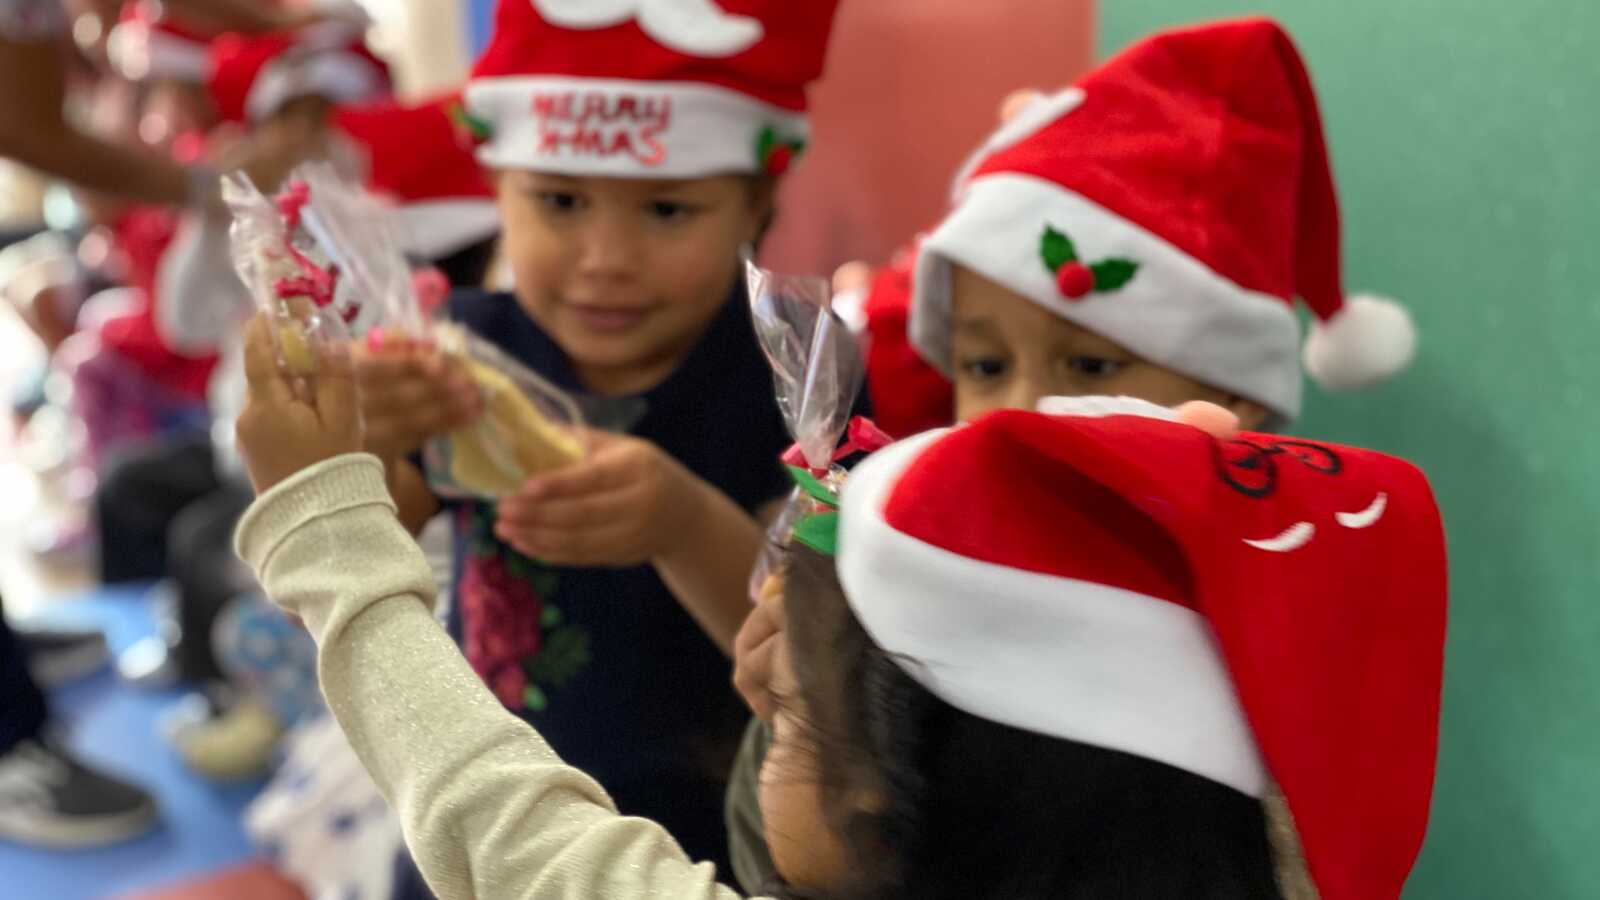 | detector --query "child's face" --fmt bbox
[496,171,771,395]
[949,265,1268,428]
